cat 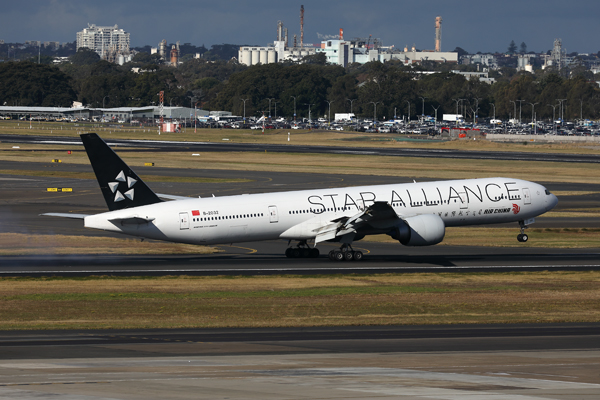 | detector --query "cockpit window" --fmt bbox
[545,189,550,195]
